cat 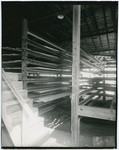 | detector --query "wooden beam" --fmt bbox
[27,34,103,70]
[28,30,66,53]
[28,84,71,92]
[3,67,21,70]
[2,60,21,64]
[2,54,21,56]
[79,89,102,105]
[27,38,59,56]
[79,88,95,96]
[71,5,81,146]
[102,71,116,74]
[2,47,22,52]
[36,92,70,102]
[26,58,58,69]
[27,69,72,75]
[78,105,116,121]
[25,76,71,82]
[26,48,58,62]
[81,58,102,70]
[21,19,28,89]
[104,86,116,91]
